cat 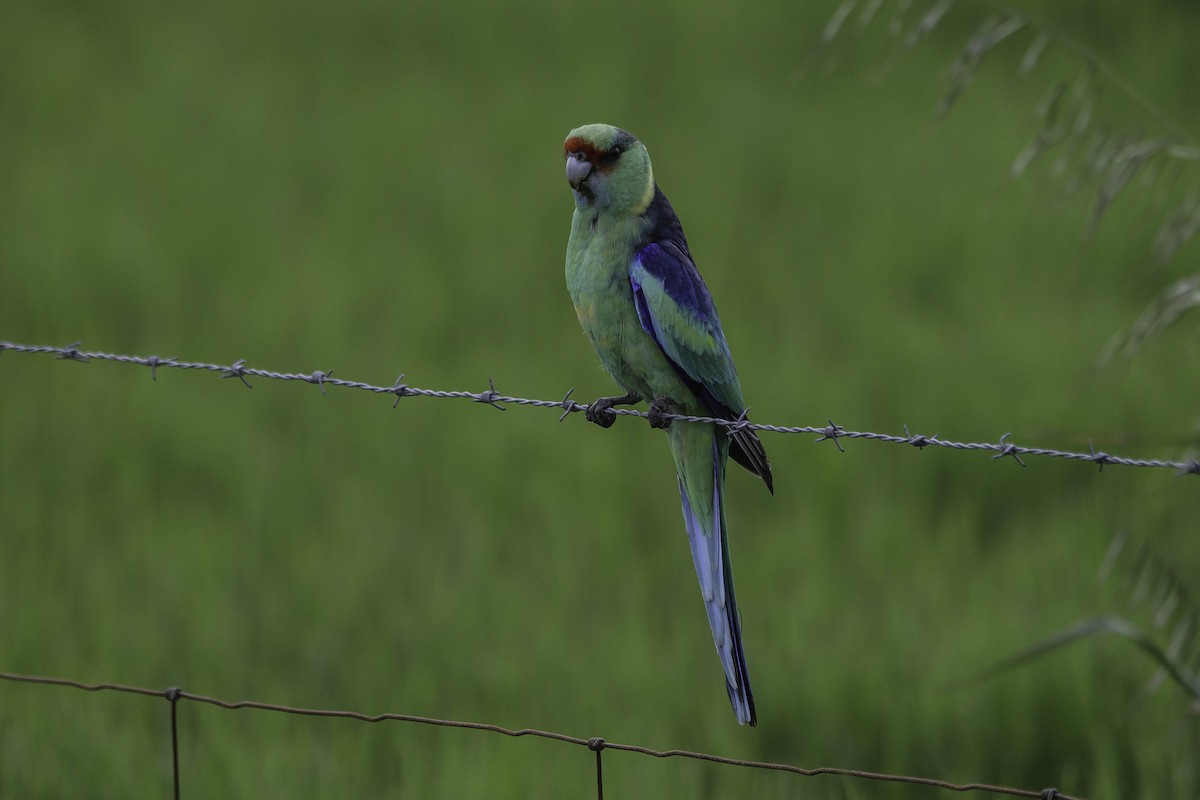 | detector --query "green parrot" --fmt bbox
[563,123,773,725]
